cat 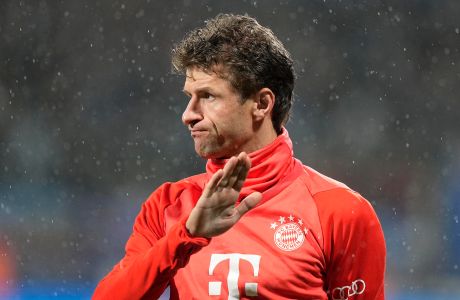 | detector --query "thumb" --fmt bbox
[235,192,262,218]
